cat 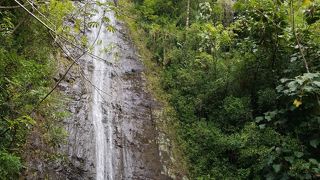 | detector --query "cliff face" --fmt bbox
[59,21,171,180]
[23,2,172,179]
